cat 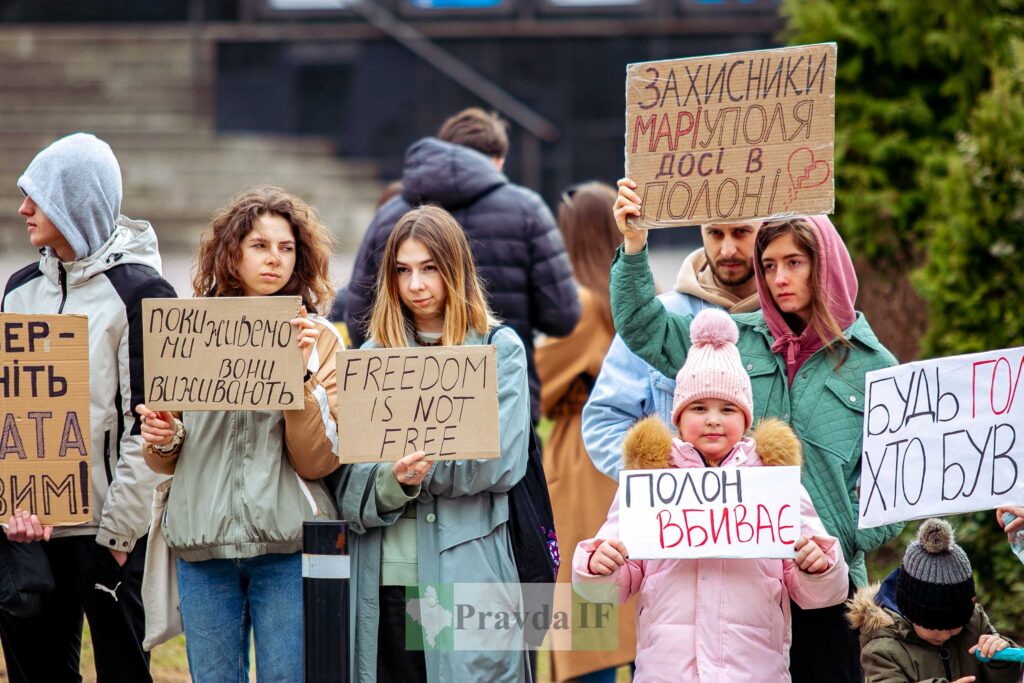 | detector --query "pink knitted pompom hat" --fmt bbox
[671,309,754,429]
